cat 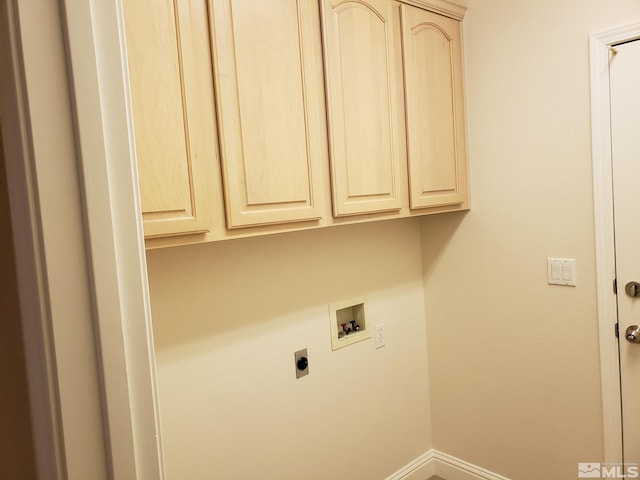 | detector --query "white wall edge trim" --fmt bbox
[590,22,640,464]
[61,0,165,477]
[386,450,511,480]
